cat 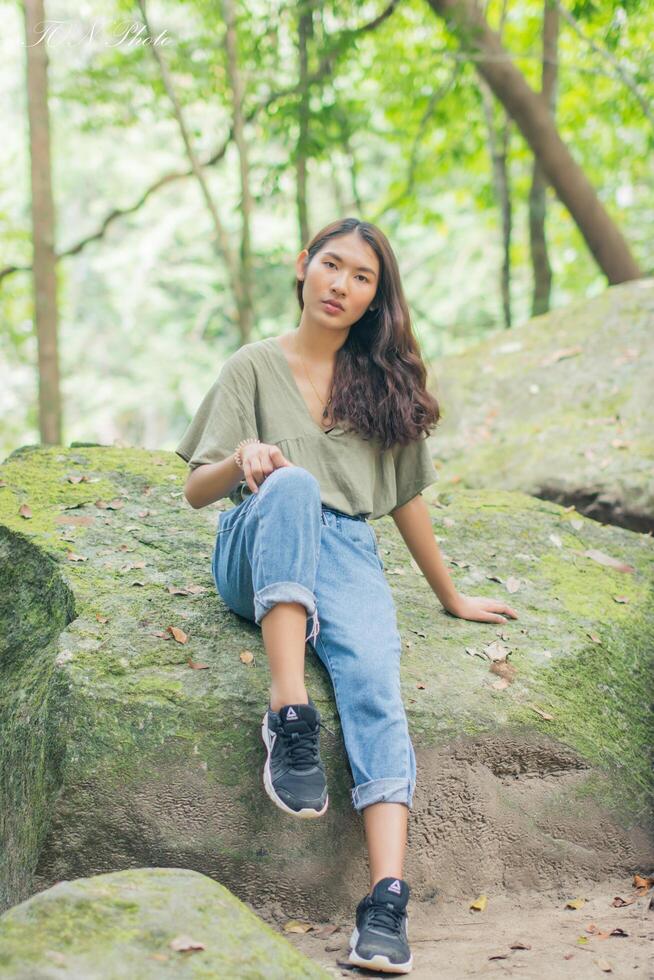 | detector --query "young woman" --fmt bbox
[176,217,518,974]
